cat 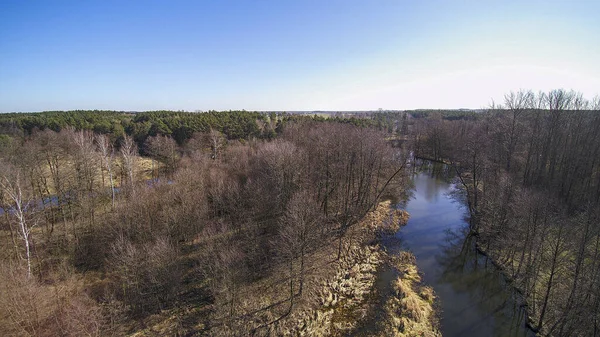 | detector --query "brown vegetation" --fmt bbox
[381,252,440,337]
[0,120,411,335]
